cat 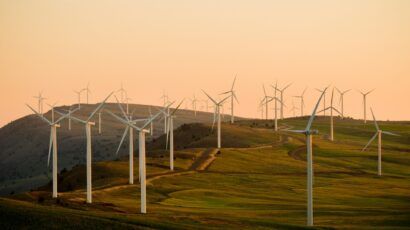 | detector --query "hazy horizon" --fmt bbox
[1,0,409,127]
